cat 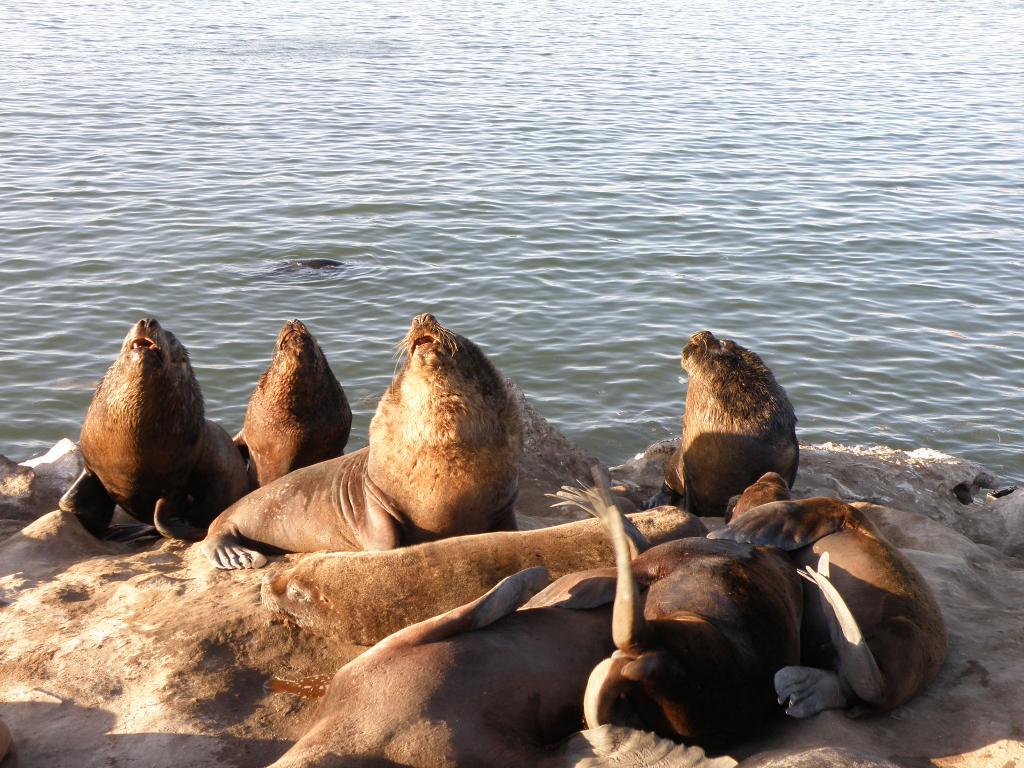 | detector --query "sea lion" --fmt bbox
[648,330,798,516]
[267,567,623,767]
[262,506,706,645]
[202,313,522,569]
[235,319,352,486]
[59,318,251,540]
[709,471,947,717]
[553,472,803,748]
